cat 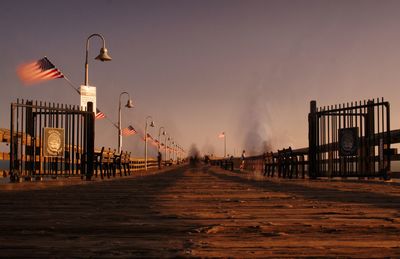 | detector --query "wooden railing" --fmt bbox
[0,128,172,178]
